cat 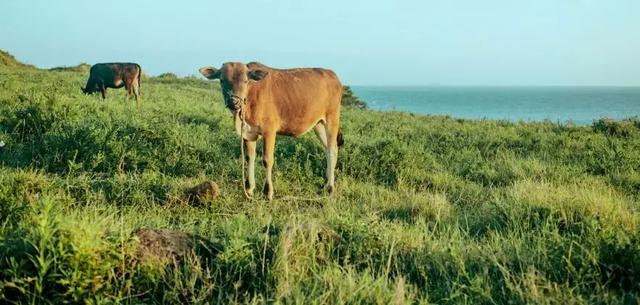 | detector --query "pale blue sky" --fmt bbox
[1,0,638,86]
